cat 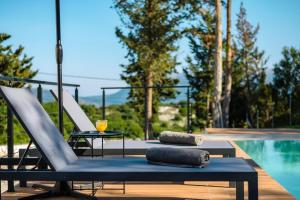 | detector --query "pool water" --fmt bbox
[236,140,300,199]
